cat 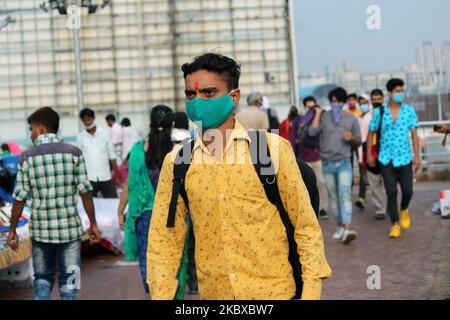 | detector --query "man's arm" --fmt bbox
[409,109,421,173]
[343,133,361,147]
[106,135,121,183]
[343,117,362,147]
[270,135,332,300]
[366,131,375,167]
[411,128,421,172]
[75,154,100,244]
[437,124,450,134]
[7,200,25,251]
[80,191,101,244]
[109,159,120,183]
[7,155,30,251]
[147,152,188,300]
[308,108,323,137]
